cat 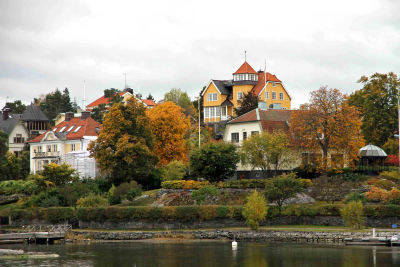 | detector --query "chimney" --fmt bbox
[65,112,74,121]
[81,111,91,120]
[2,108,10,121]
